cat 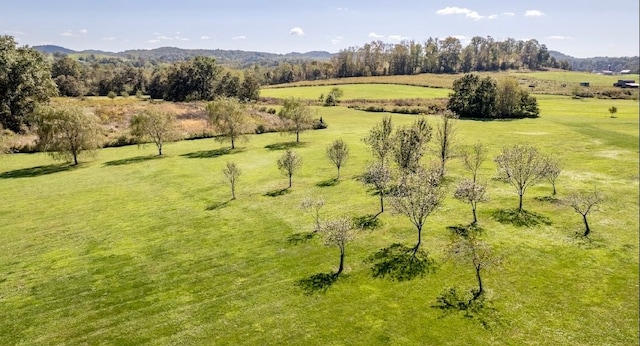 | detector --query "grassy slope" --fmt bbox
[0,93,638,344]
[260,84,451,100]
